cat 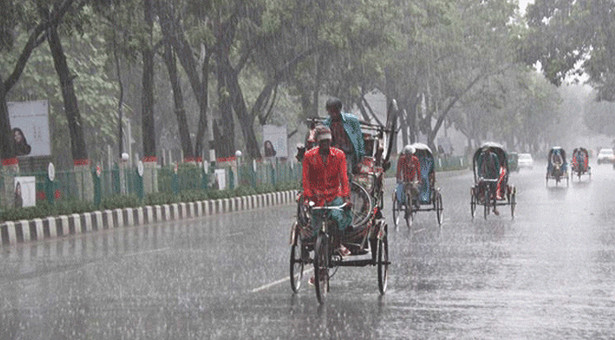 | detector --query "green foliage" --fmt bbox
[179,189,209,202]
[0,200,95,222]
[144,192,180,205]
[523,0,615,100]
[233,185,257,197]
[274,181,300,192]
[100,194,140,210]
